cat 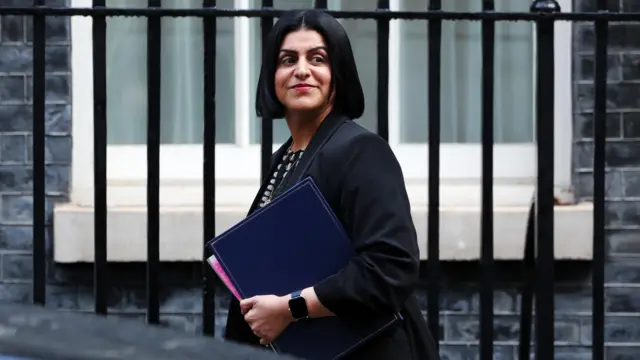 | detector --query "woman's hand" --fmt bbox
[240,295,293,345]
